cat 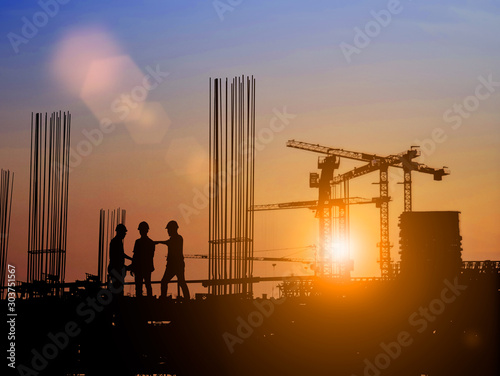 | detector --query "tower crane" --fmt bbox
[286,140,450,279]
[252,197,382,211]
[252,195,386,278]
[184,253,315,265]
